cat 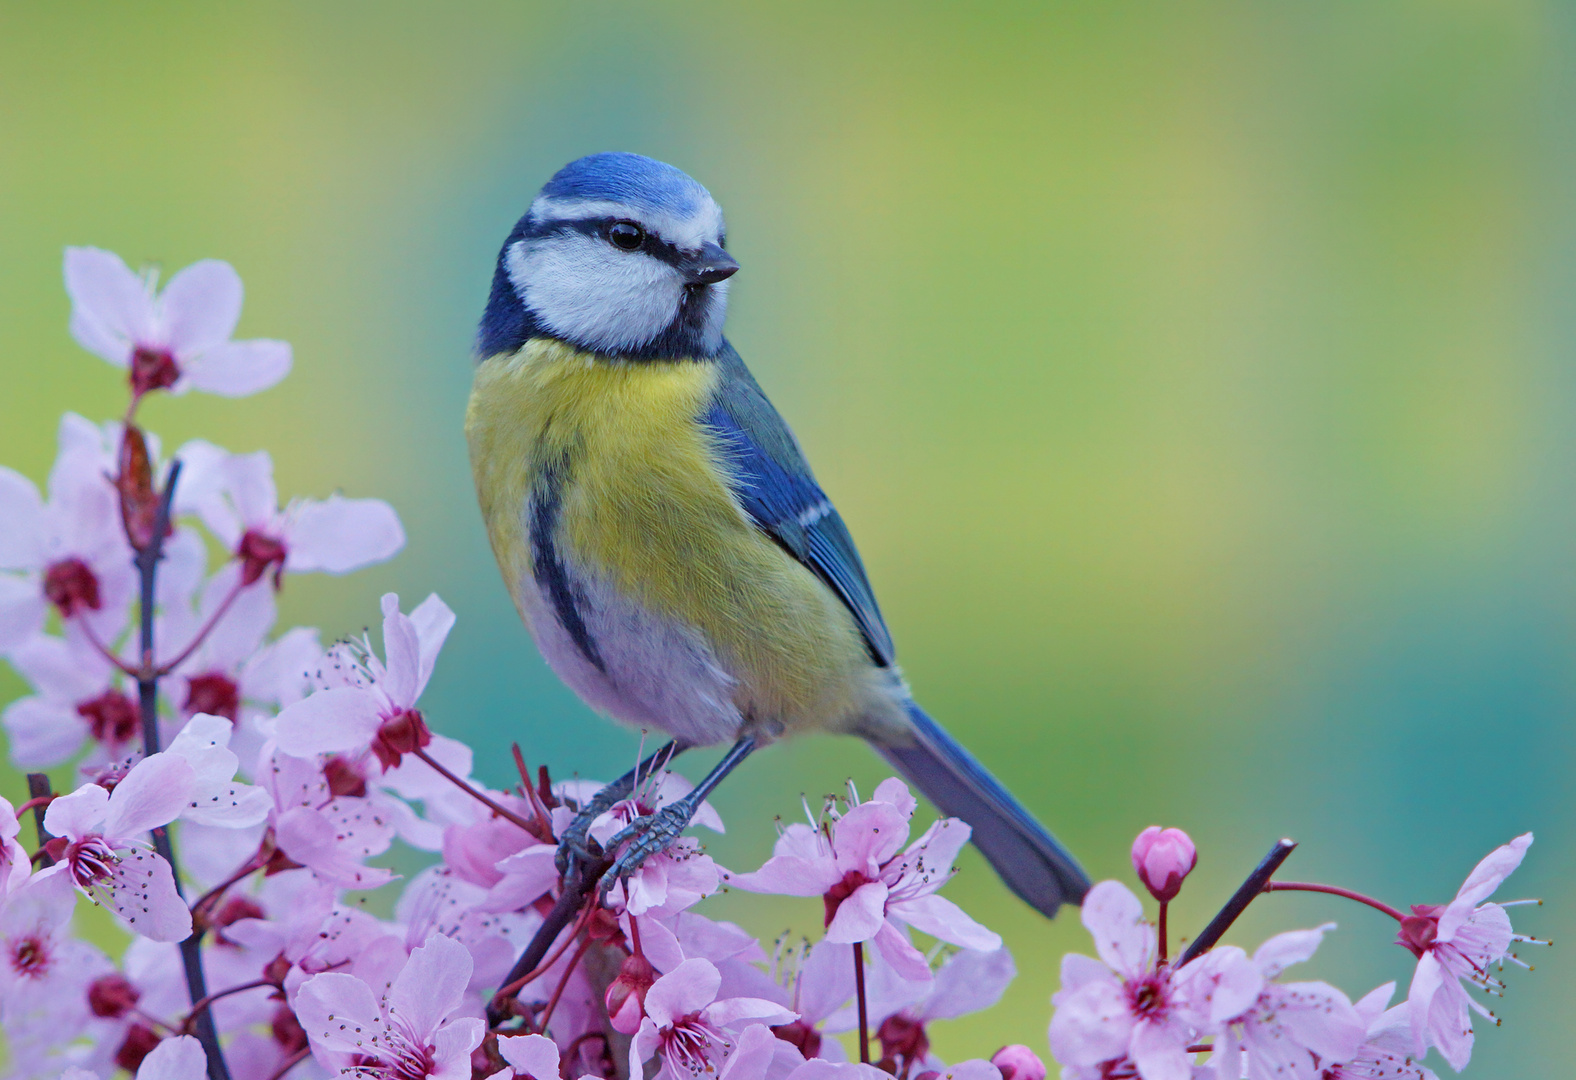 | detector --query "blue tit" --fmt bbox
[465,152,1090,916]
